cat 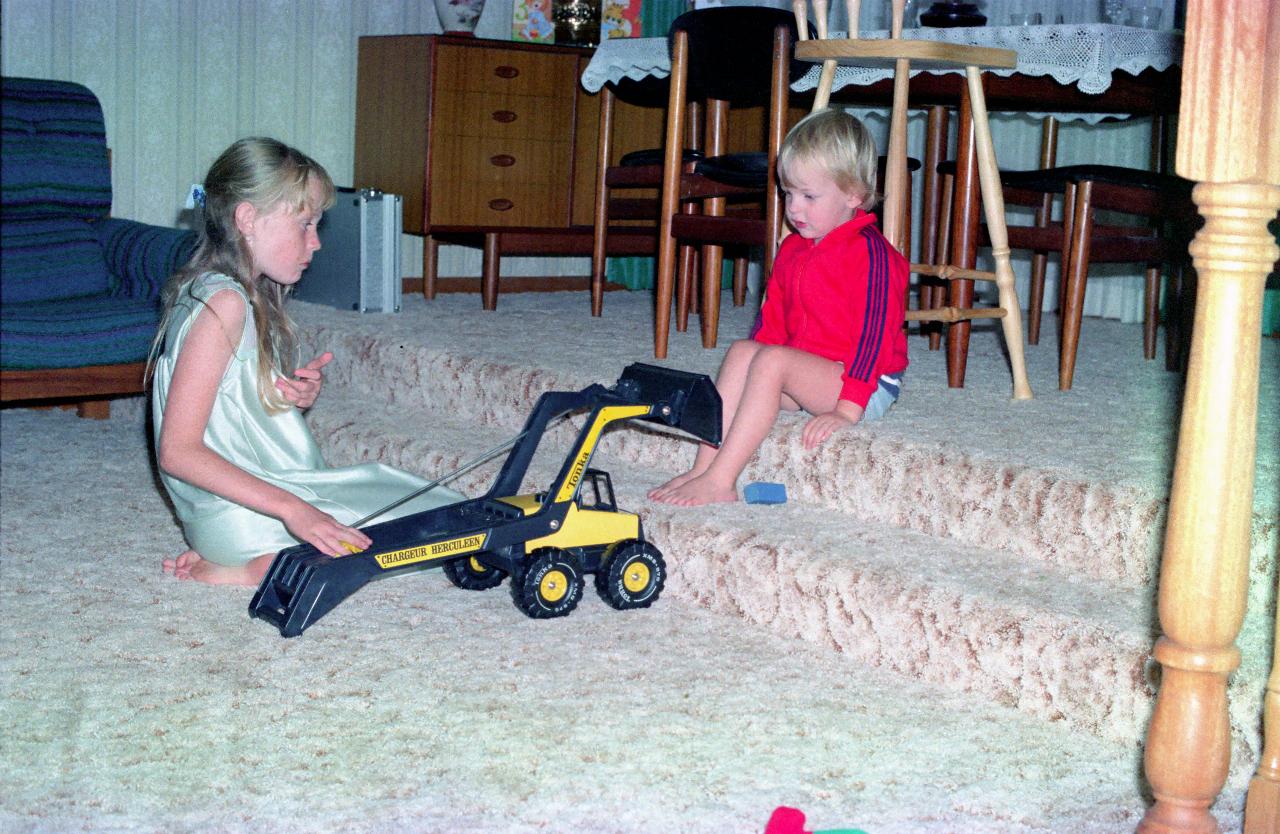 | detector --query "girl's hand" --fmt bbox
[281,499,372,557]
[802,401,864,449]
[275,351,333,409]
